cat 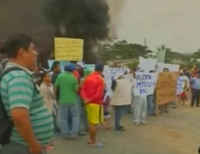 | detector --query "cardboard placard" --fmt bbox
[156,72,178,105]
